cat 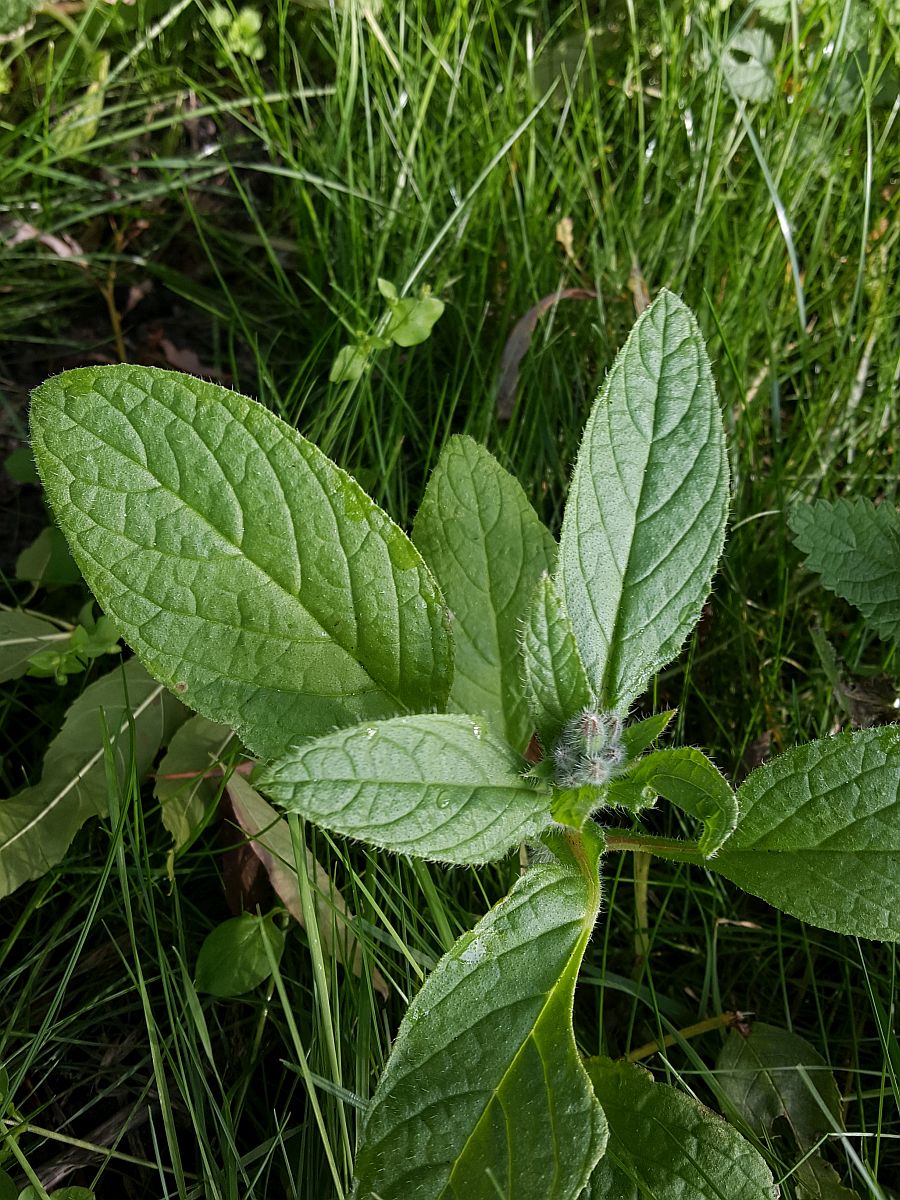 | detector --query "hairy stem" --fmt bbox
[605,832,705,865]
